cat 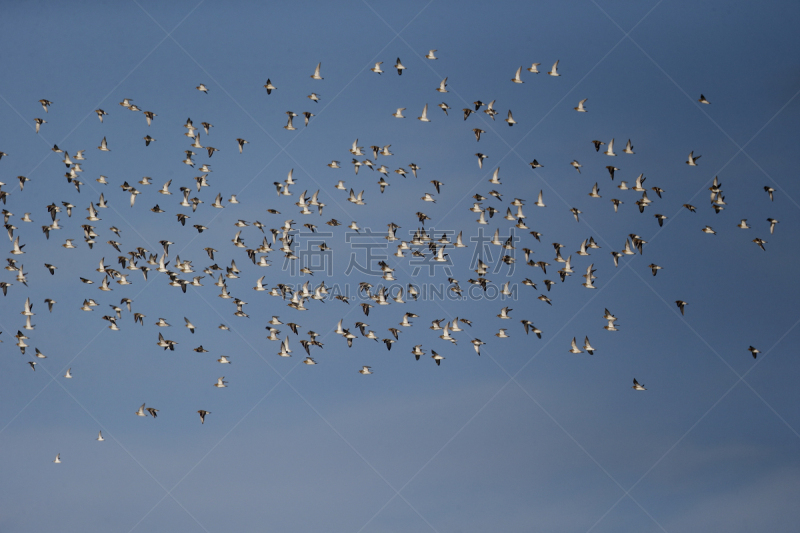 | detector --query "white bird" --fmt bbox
[574,98,588,112]
[548,60,560,76]
[311,63,323,80]
[392,108,406,118]
[505,110,516,126]
[511,66,523,83]
[54,453,61,464]
[371,62,383,74]
[417,103,430,122]
[97,431,104,441]
[686,151,701,166]
[583,337,595,354]
[569,337,583,353]
[359,366,373,375]
[623,139,635,154]
[425,49,438,60]
[436,77,448,93]
[214,377,228,388]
